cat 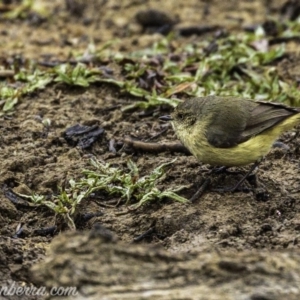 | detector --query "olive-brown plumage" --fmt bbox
[166,96,300,167]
